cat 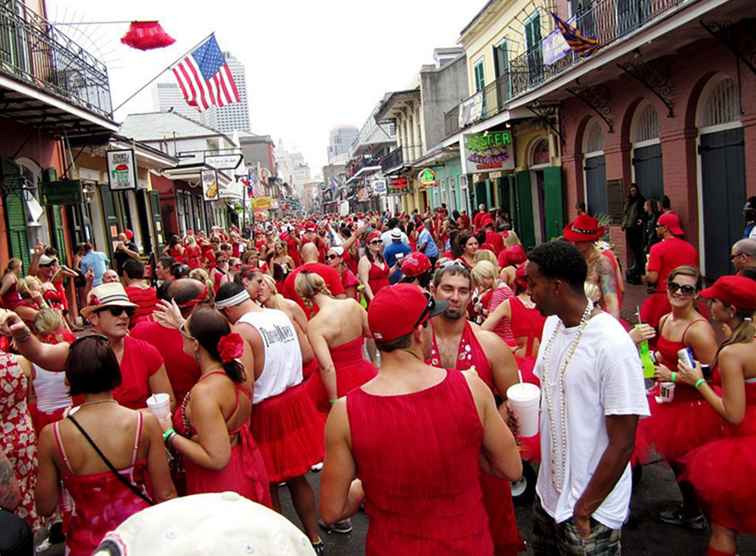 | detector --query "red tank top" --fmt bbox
[347,370,493,555]
[368,260,389,296]
[428,321,494,392]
